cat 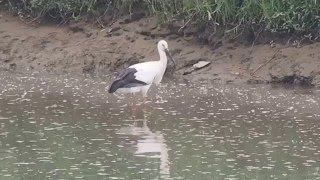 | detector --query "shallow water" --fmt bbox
[0,73,320,180]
